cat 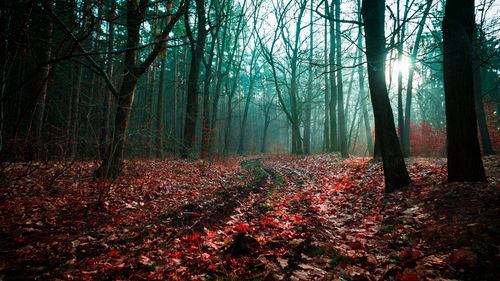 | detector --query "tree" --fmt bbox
[442,0,486,182]
[325,0,338,153]
[356,0,374,155]
[259,0,307,155]
[237,44,262,155]
[361,0,411,192]
[335,0,348,158]
[402,0,433,157]
[181,0,209,158]
[303,0,314,155]
[473,29,495,156]
[28,0,54,160]
[98,0,186,176]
